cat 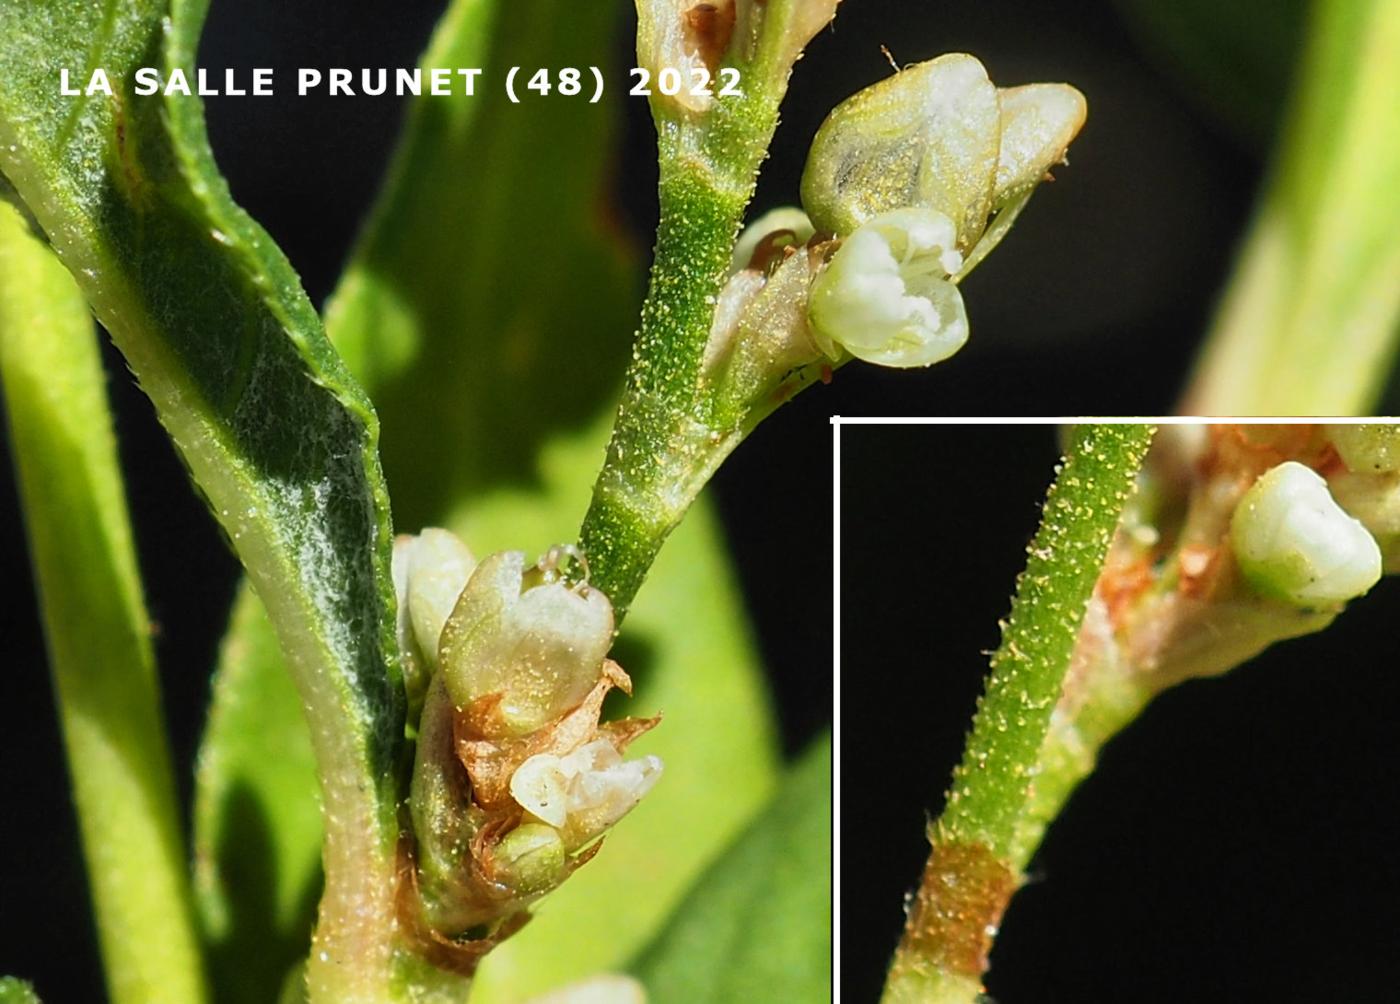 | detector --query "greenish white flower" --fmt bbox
[437,549,614,735]
[1231,461,1382,606]
[509,737,663,850]
[806,206,968,367]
